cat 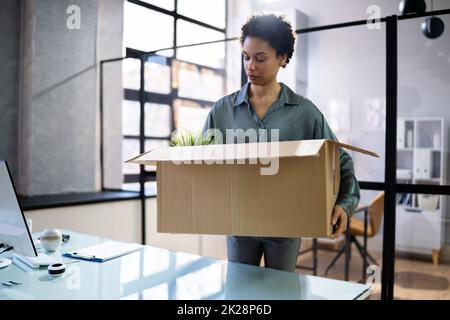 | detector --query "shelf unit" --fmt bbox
[396,117,447,264]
